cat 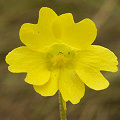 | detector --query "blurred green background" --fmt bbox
[0,0,120,120]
